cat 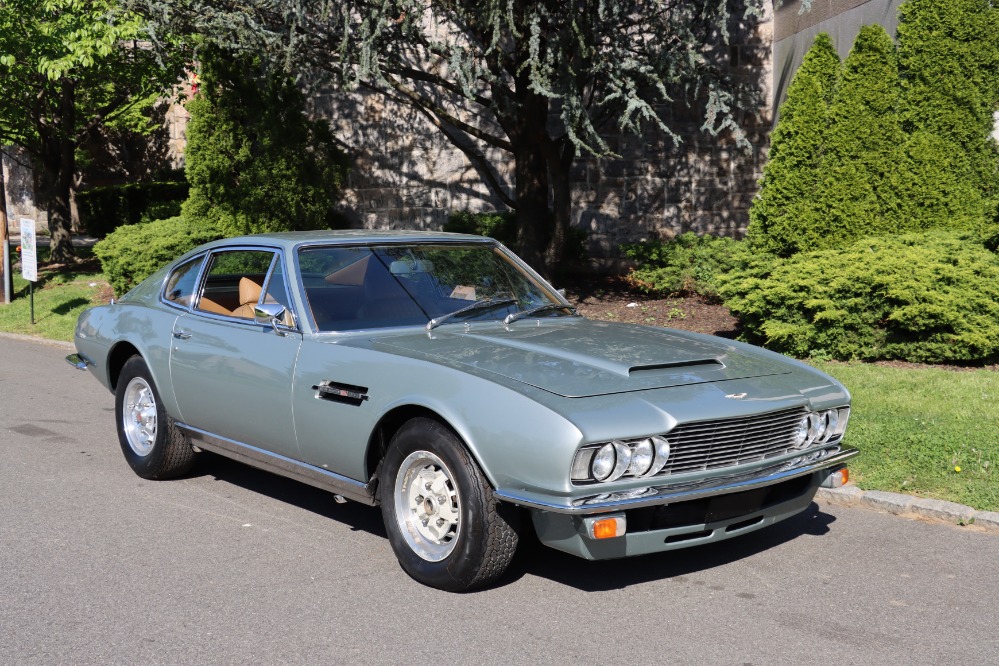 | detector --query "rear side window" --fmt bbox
[163,256,204,308]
